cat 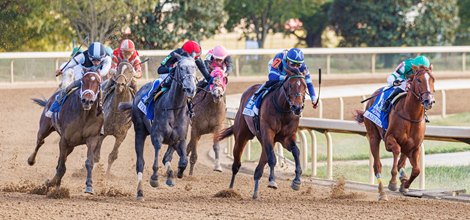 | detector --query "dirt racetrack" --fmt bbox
[1,82,470,219]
